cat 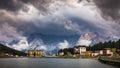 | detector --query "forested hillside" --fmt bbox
[0,43,26,57]
[88,40,120,51]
